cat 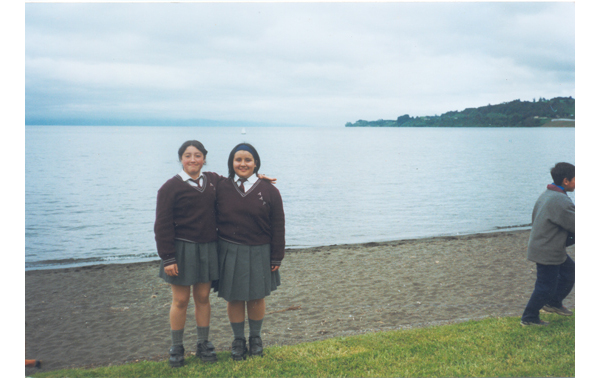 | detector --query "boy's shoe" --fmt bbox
[169,345,185,368]
[231,337,247,361]
[249,336,264,357]
[520,320,550,326]
[196,340,217,363]
[541,305,573,316]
